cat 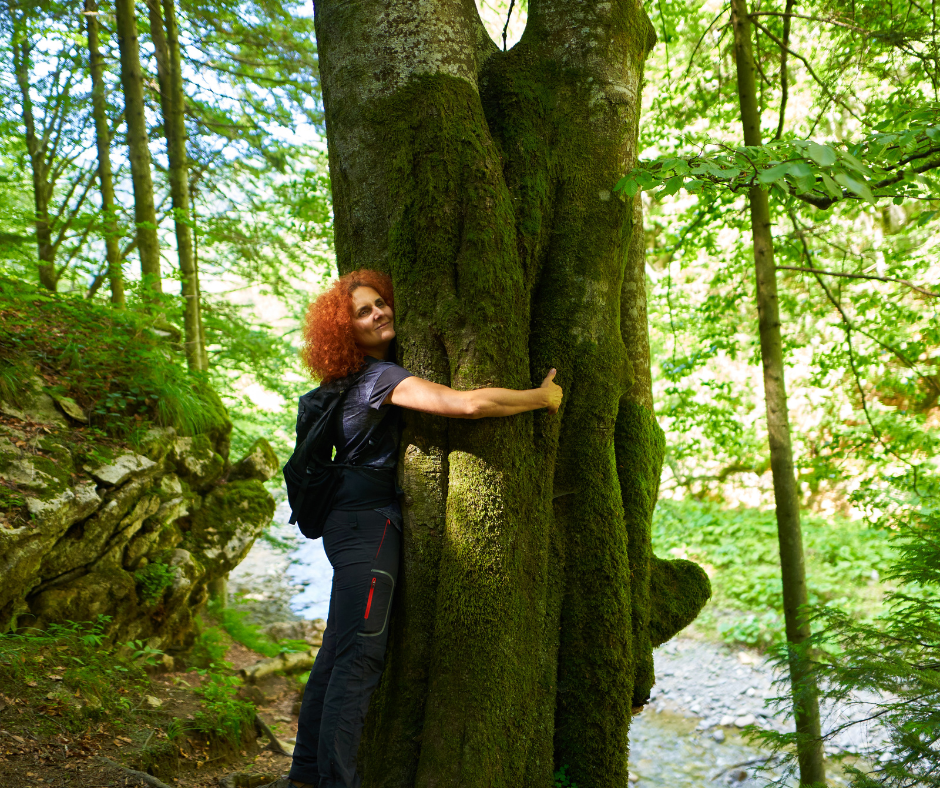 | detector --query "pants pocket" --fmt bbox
[359,569,394,638]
